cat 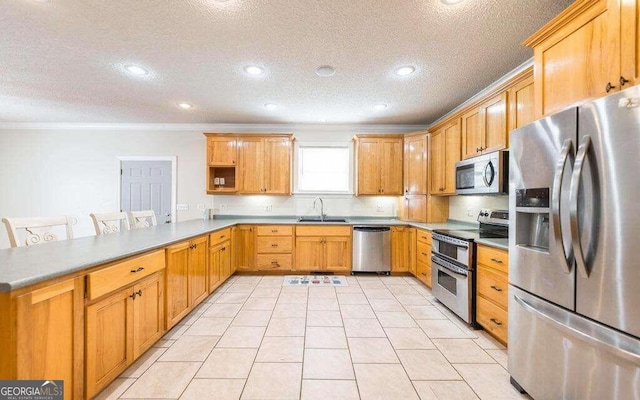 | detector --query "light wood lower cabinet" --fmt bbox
[475,244,509,345]
[165,235,208,330]
[85,271,164,398]
[232,225,256,272]
[256,225,295,271]
[391,226,415,273]
[209,239,231,292]
[415,230,432,287]
[295,226,351,272]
